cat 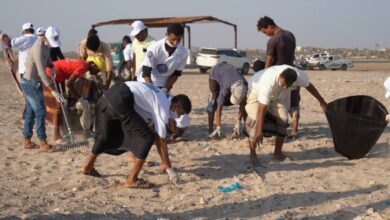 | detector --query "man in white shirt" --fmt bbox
[139,23,188,93]
[11,22,37,78]
[83,81,192,188]
[130,20,155,81]
[245,65,327,166]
